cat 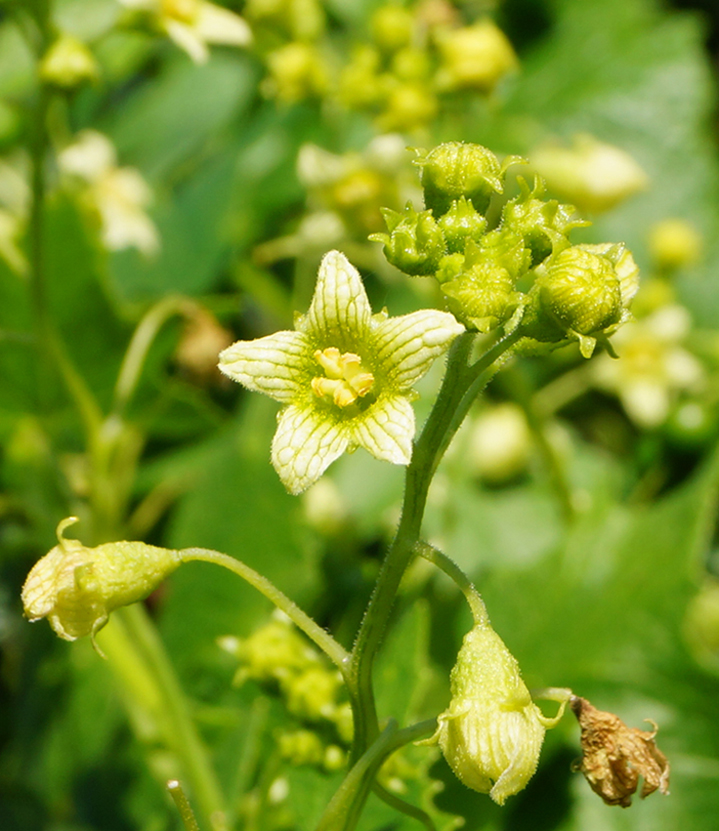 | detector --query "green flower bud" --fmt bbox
[376,82,438,132]
[424,621,563,805]
[441,261,520,333]
[435,252,466,285]
[415,142,509,216]
[435,21,518,94]
[370,5,414,53]
[437,197,487,254]
[523,244,638,357]
[501,178,588,266]
[277,729,325,767]
[22,517,180,642]
[370,203,446,275]
[225,613,322,686]
[40,34,99,89]
[283,666,343,722]
[648,218,702,272]
[473,228,531,281]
